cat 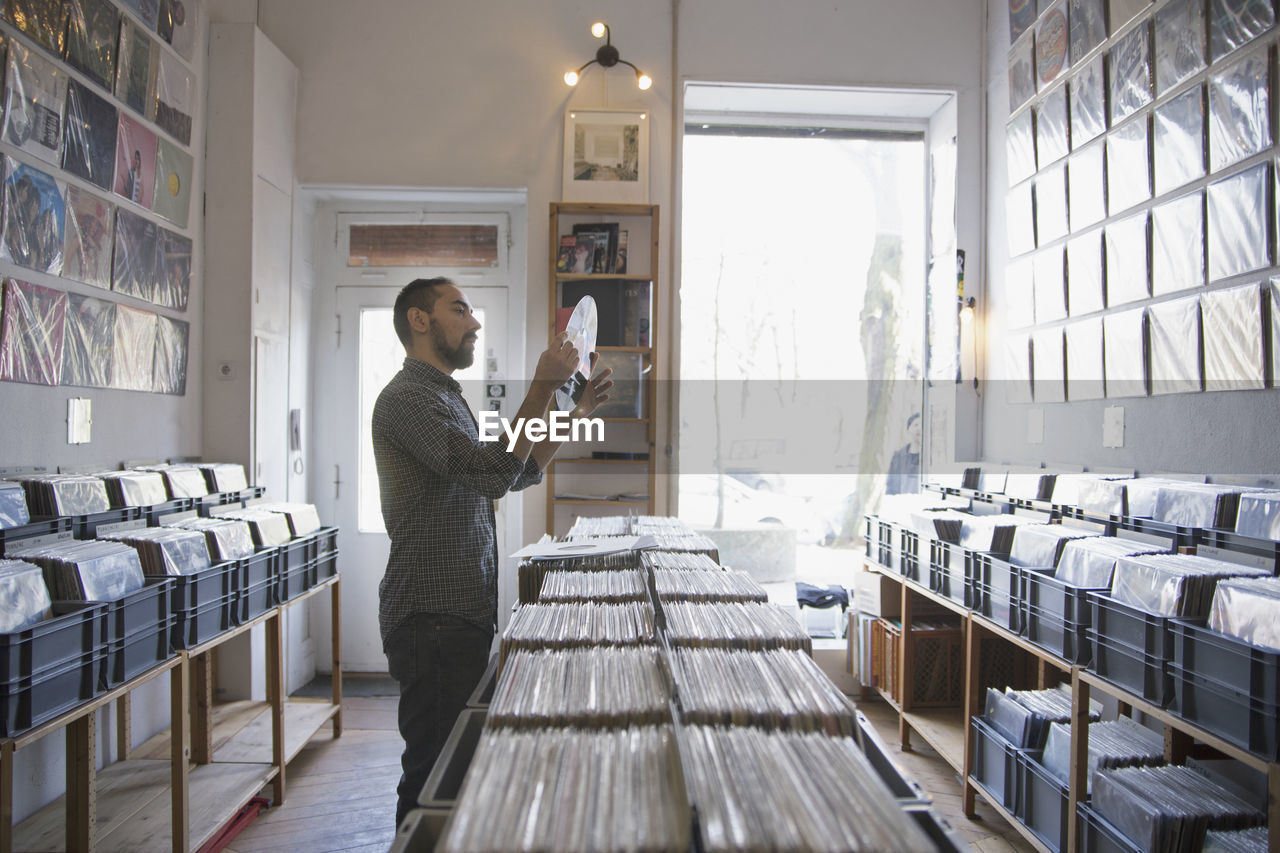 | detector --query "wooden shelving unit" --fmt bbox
[546,202,659,537]
[1,575,342,853]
